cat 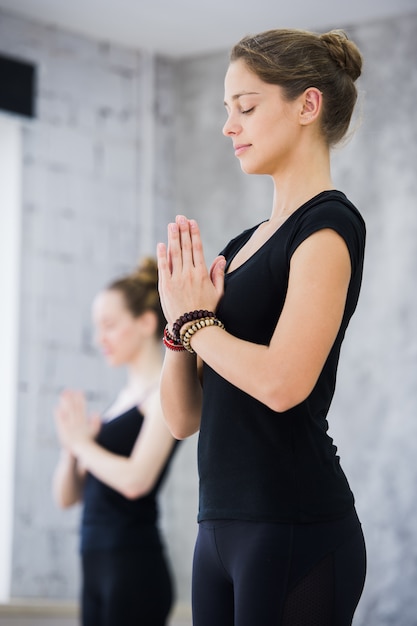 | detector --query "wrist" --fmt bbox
[72,435,93,461]
[172,310,216,342]
[61,448,78,465]
[163,325,187,352]
[180,316,225,354]
[163,310,225,355]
